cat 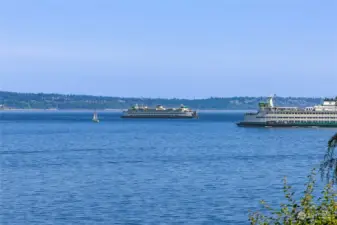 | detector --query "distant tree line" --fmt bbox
[1,91,323,110]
